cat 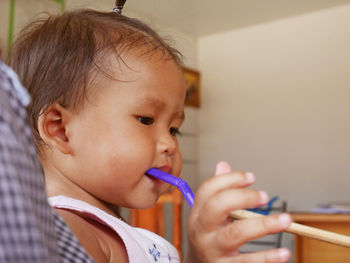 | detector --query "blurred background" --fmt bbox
[2,0,350,261]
